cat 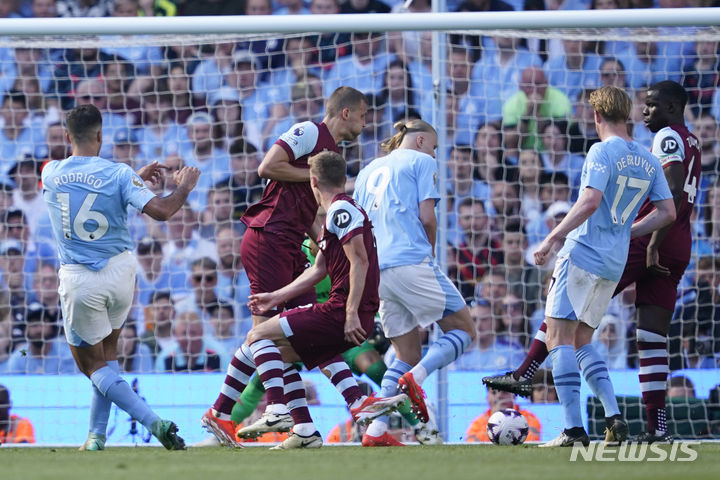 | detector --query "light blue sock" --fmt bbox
[417,329,472,380]
[576,344,620,417]
[366,359,411,435]
[88,360,119,436]
[549,345,584,430]
[90,366,159,431]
